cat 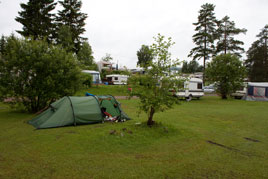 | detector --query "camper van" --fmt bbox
[82,70,102,84]
[106,74,129,85]
[174,77,204,101]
